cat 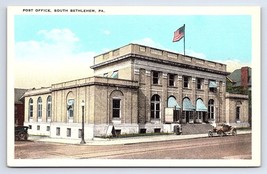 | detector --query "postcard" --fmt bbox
[7,6,261,167]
